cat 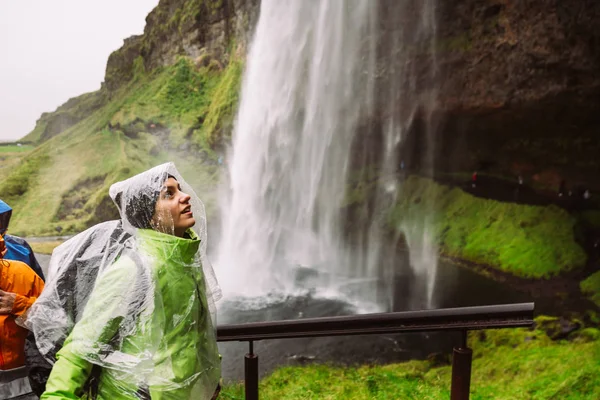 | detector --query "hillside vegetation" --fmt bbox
[222,319,600,399]
[0,56,242,236]
[388,176,587,279]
